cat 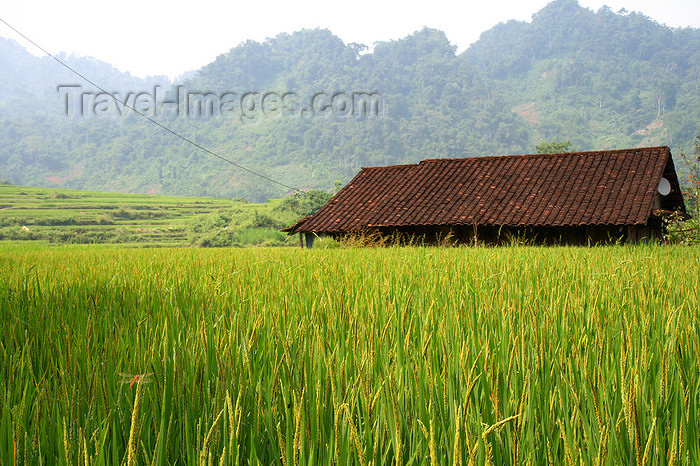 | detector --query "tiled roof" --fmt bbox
[285,146,686,233]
